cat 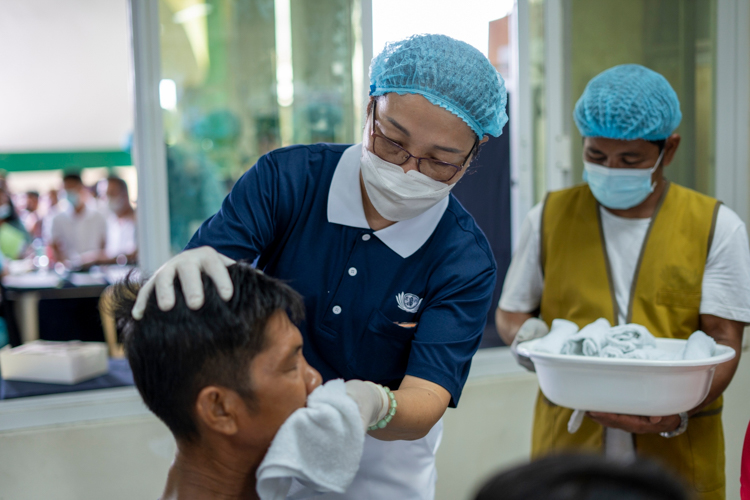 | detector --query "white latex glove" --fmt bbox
[344,380,390,431]
[131,246,236,319]
[510,317,550,372]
